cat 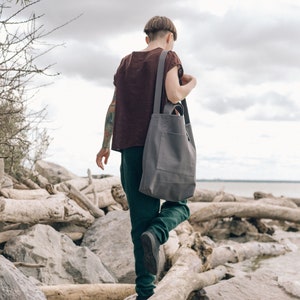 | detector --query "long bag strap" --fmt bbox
[153,50,195,146]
